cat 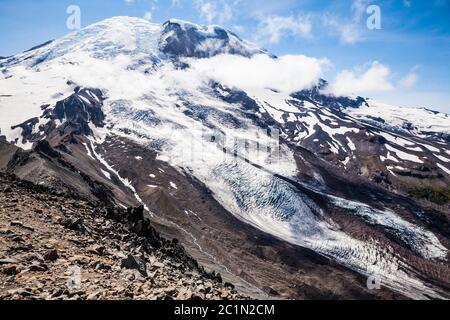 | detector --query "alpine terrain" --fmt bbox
[0,17,449,300]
